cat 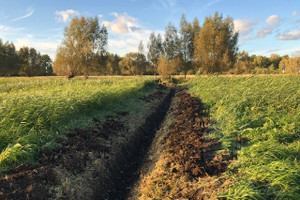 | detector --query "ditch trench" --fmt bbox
[0,85,233,200]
